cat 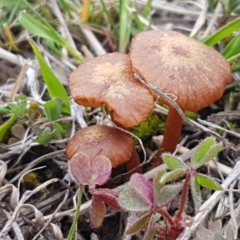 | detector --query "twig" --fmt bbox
[228,181,238,239]
[81,27,107,56]
[190,0,208,37]
[197,118,240,139]
[50,0,77,51]
[0,47,25,66]
[9,150,65,183]
[32,190,70,240]
[202,1,223,38]
[134,73,191,126]
[9,64,29,101]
